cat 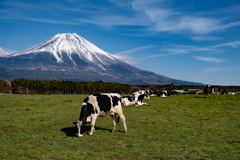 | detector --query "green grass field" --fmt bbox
[0,94,240,159]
